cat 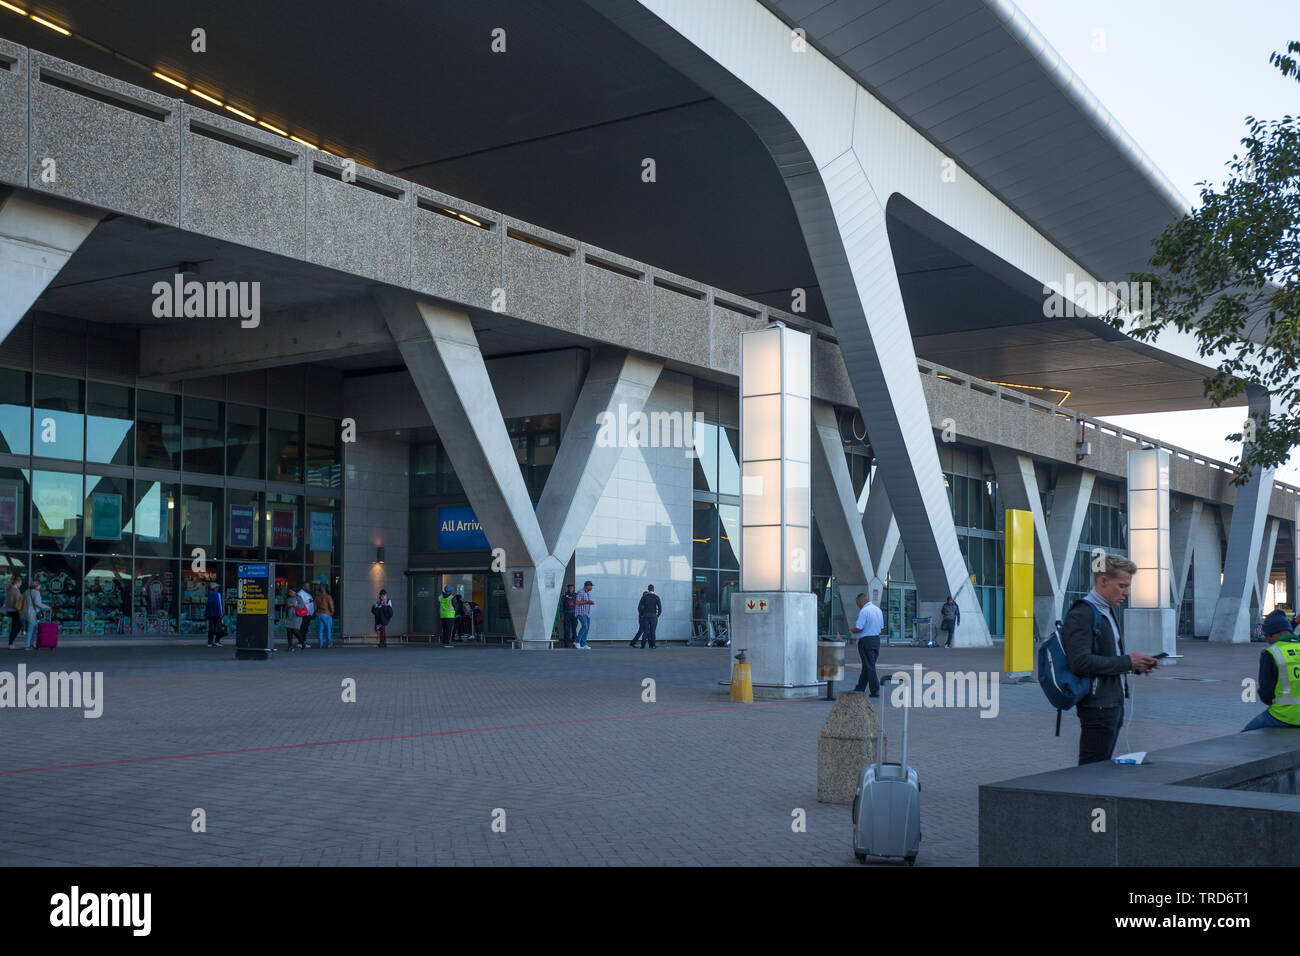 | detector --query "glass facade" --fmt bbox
[0,368,342,637]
